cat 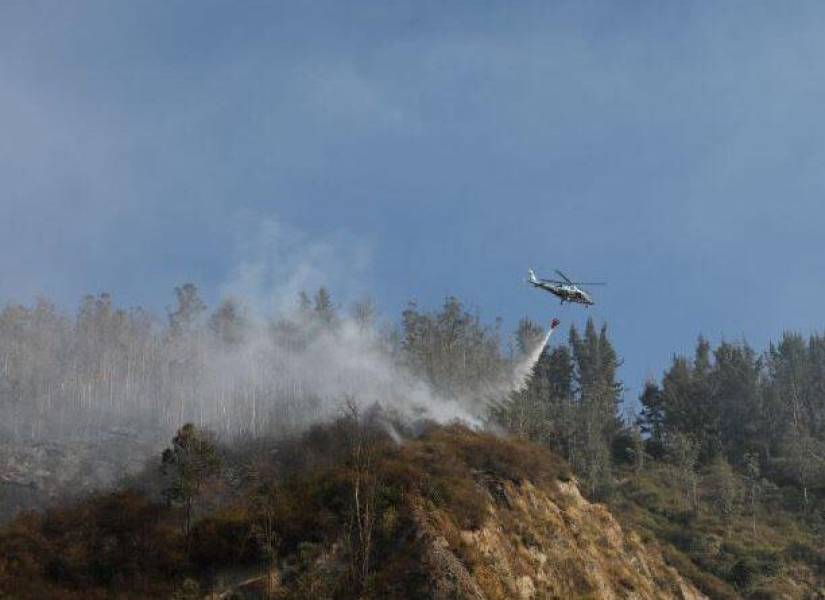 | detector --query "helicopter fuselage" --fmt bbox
[529,280,594,305]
